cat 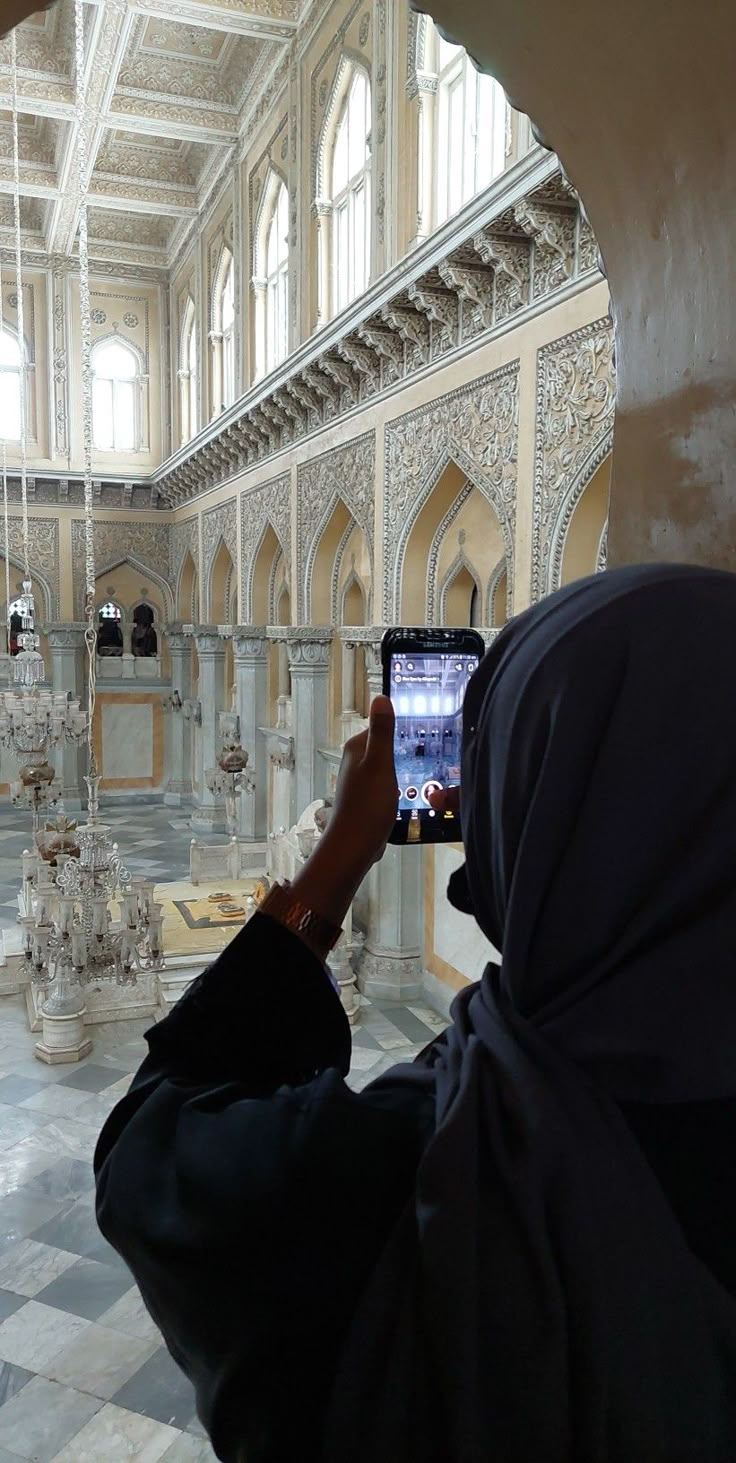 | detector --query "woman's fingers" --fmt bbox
[428,785,460,817]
